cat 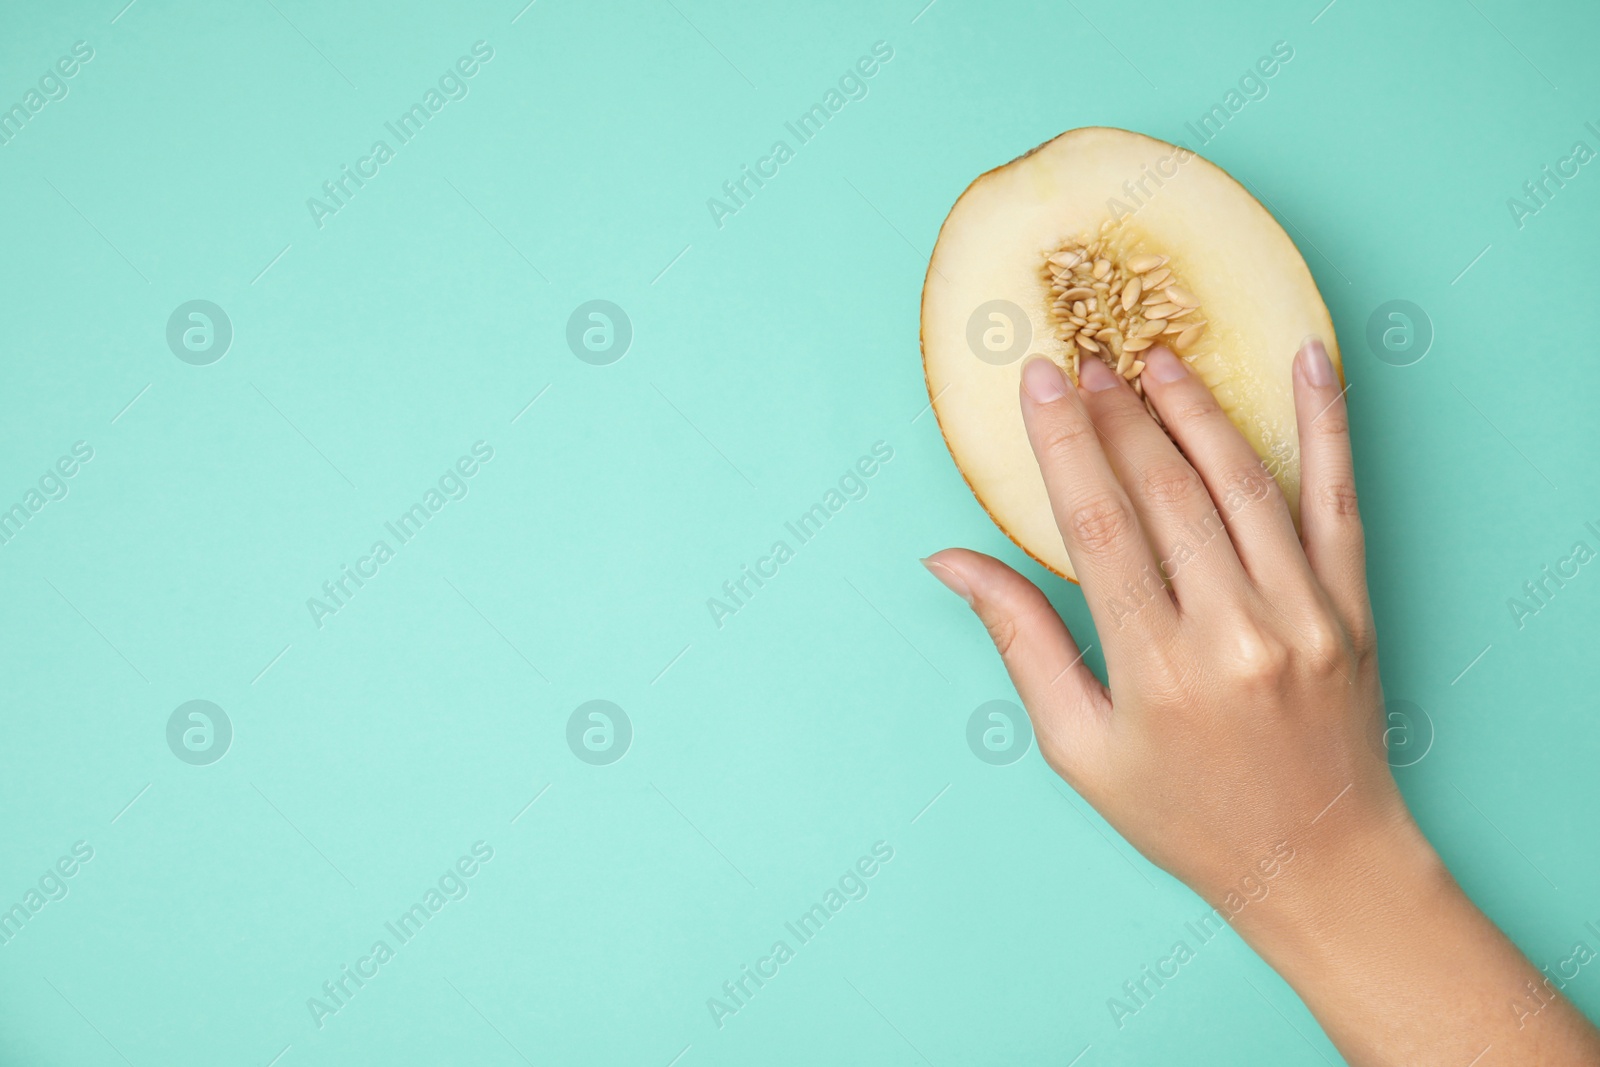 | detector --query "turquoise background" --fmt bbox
[1,0,1597,1063]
